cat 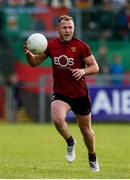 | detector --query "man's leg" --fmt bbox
[76,113,95,154]
[51,100,76,162]
[51,100,71,139]
[76,113,100,172]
